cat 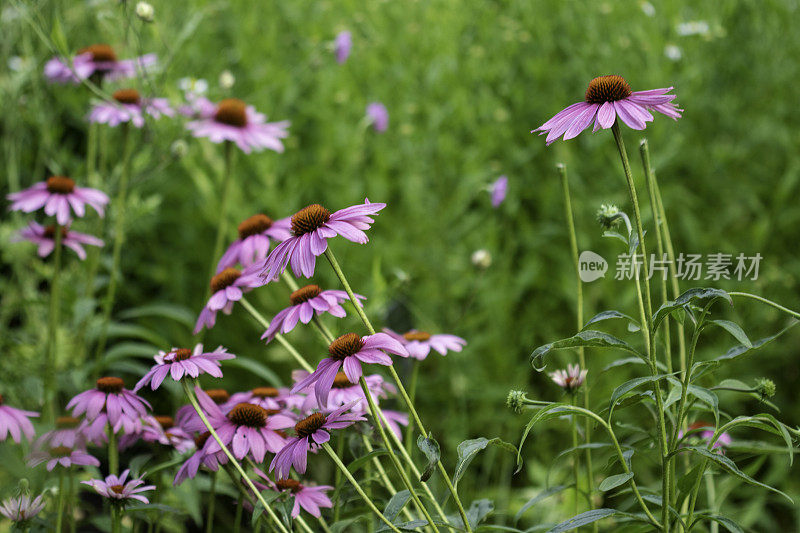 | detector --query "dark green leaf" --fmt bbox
[225,357,282,387]
[465,499,494,528]
[598,473,633,492]
[708,319,752,348]
[690,513,744,533]
[582,311,639,331]
[608,374,671,420]
[454,438,516,487]
[417,435,441,482]
[652,288,732,333]
[383,490,411,522]
[514,484,572,524]
[531,331,645,371]
[546,509,621,532]
[348,449,389,474]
